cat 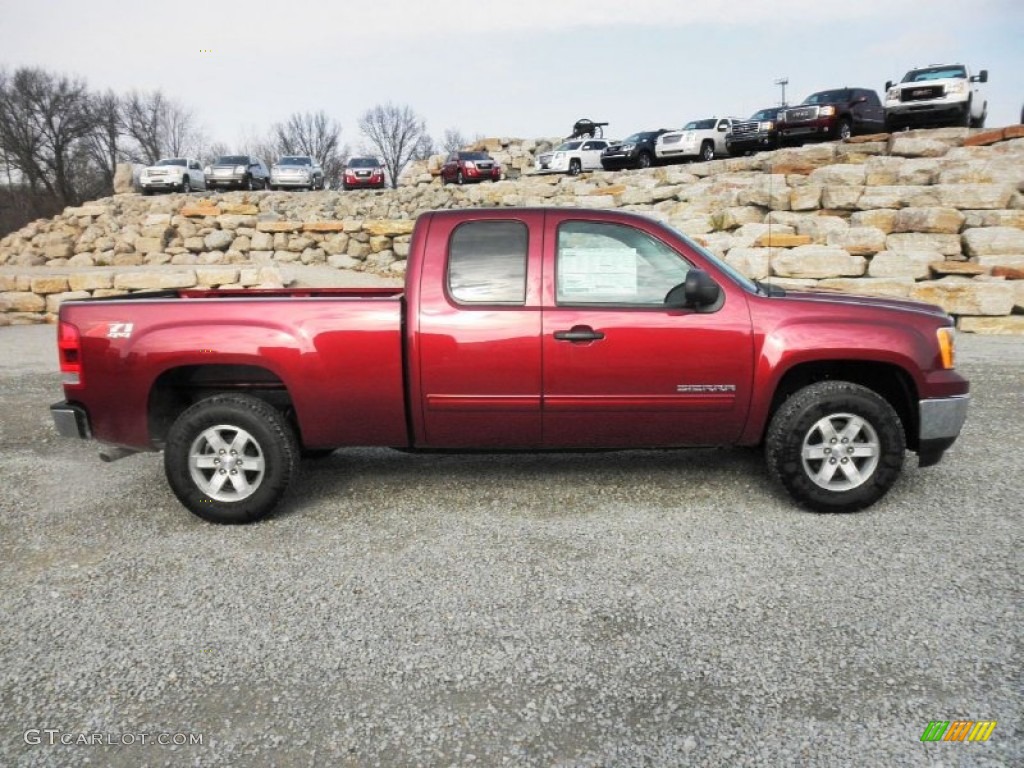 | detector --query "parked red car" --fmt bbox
[50,208,969,524]
[440,151,501,184]
[342,157,386,190]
